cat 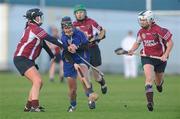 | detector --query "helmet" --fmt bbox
[24,8,43,20]
[74,4,87,21]
[61,16,73,28]
[138,10,154,23]
[24,8,43,26]
[74,4,86,14]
